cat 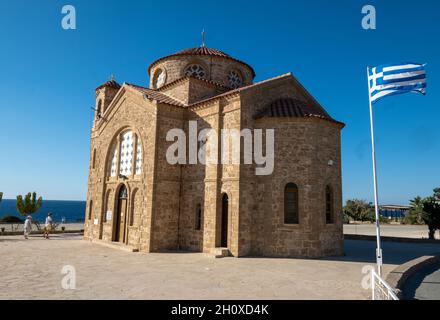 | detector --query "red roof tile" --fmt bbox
[95,79,121,91]
[254,97,344,126]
